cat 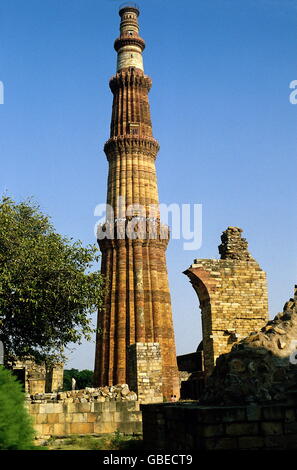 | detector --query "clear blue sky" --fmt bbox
[1,0,296,370]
